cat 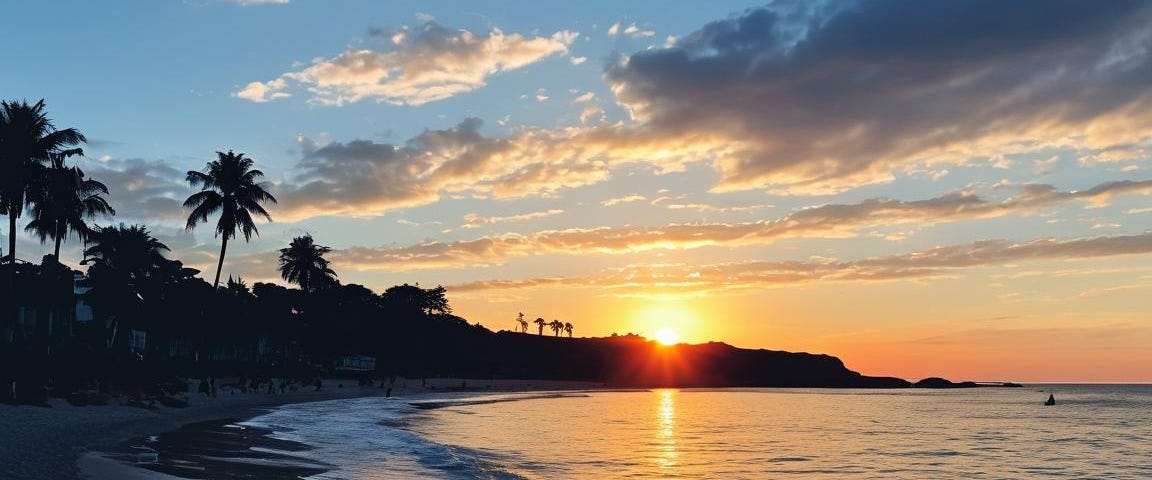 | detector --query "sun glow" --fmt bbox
[655,327,680,346]
[637,304,697,344]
